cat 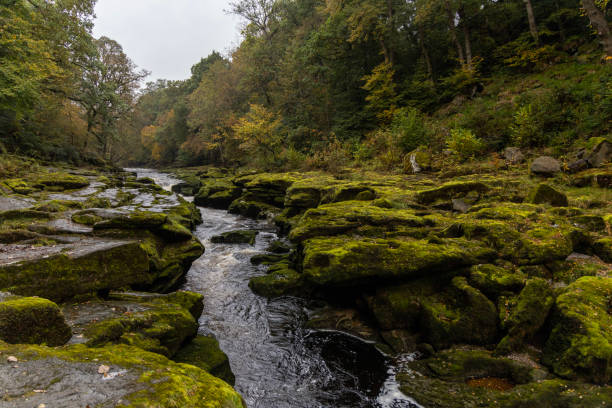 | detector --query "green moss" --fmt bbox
[468,264,526,299]
[569,215,606,231]
[301,236,495,287]
[36,172,89,190]
[248,268,305,298]
[93,211,168,230]
[526,183,568,207]
[543,276,612,384]
[593,238,612,262]
[421,277,498,349]
[194,178,241,209]
[228,198,279,218]
[288,201,428,243]
[0,241,150,302]
[173,335,235,385]
[496,278,554,354]
[415,181,489,204]
[33,200,83,212]
[0,296,71,346]
[211,230,258,245]
[84,298,198,358]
